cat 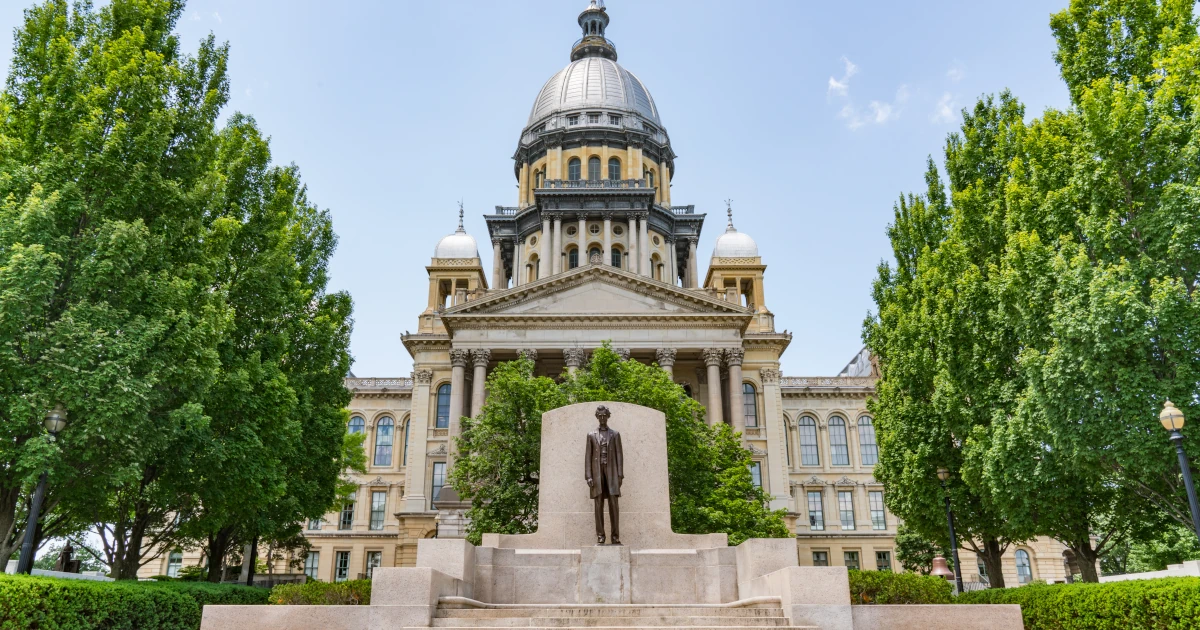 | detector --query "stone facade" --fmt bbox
[140,0,1075,587]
